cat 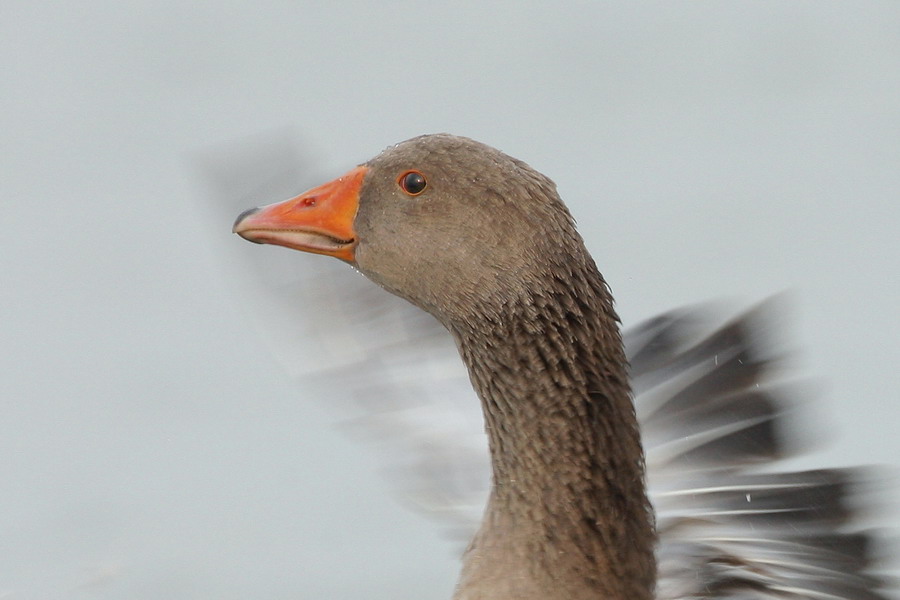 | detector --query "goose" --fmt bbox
[233,134,889,600]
